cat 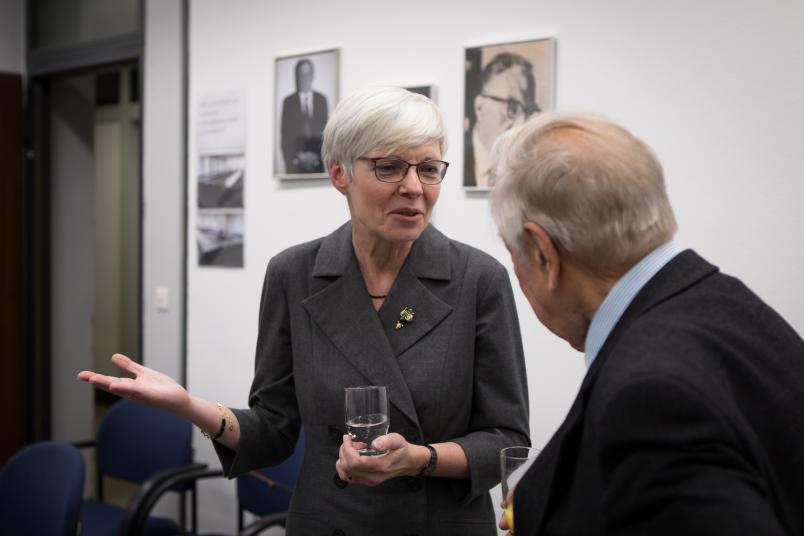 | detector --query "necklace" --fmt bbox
[369,293,387,299]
